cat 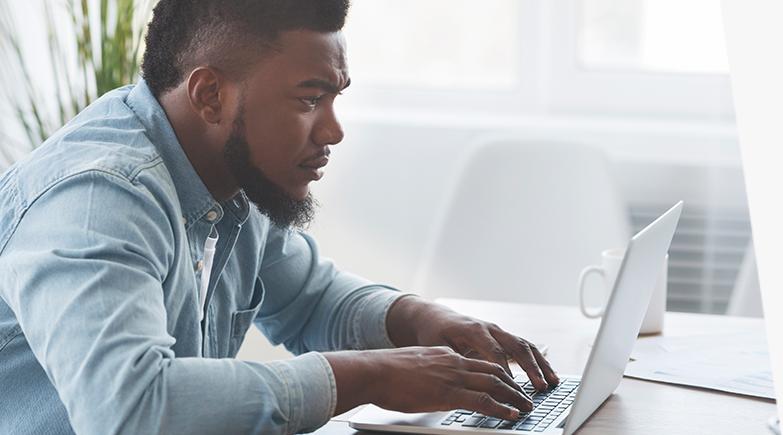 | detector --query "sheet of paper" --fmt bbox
[625,332,775,399]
